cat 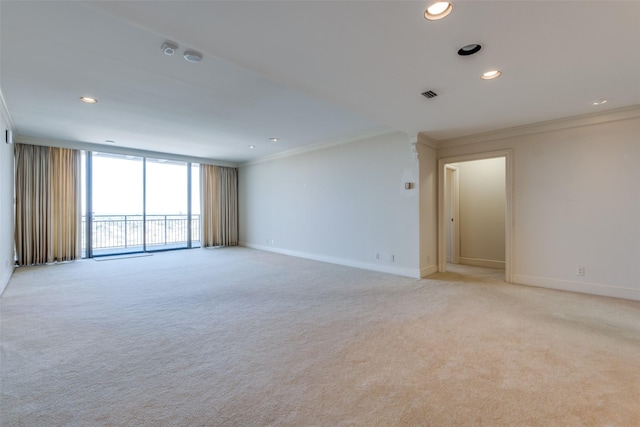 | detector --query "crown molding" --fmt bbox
[15,135,238,168]
[240,126,394,167]
[429,104,640,149]
[417,133,439,149]
[409,135,418,160]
